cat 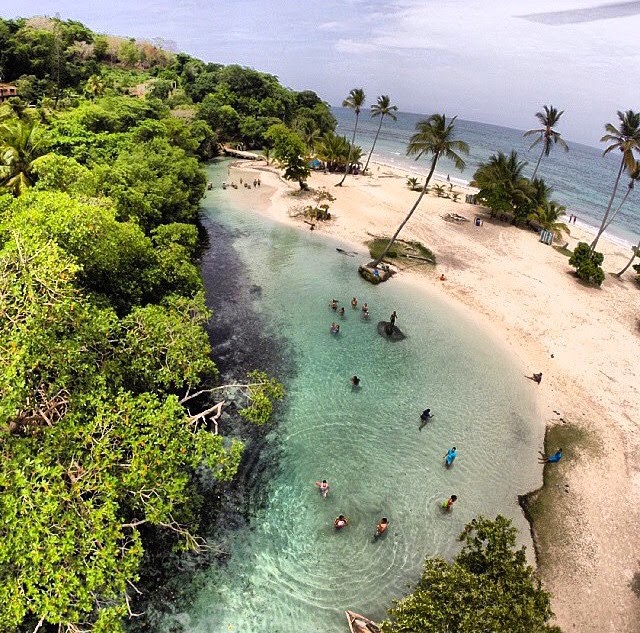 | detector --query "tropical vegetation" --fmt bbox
[0,15,306,633]
[592,110,640,251]
[523,105,569,180]
[336,87,365,186]
[382,516,561,633]
[362,94,397,174]
[372,114,468,267]
[569,242,605,285]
